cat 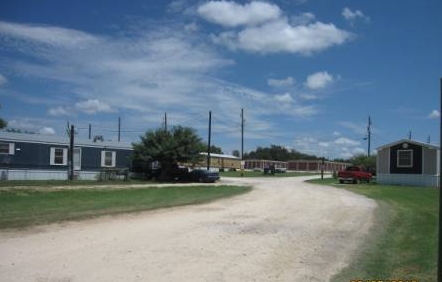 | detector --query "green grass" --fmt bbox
[308,177,438,281]
[0,185,252,229]
[0,179,151,188]
[220,170,319,178]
